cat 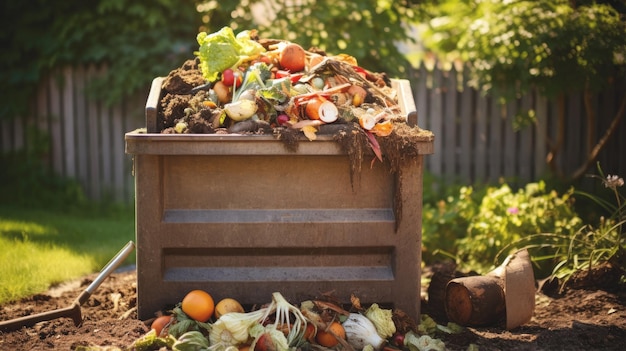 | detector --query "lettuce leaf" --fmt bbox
[195,27,266,82]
